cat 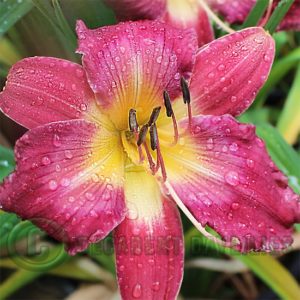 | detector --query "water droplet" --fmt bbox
[119,265,125,271]
[75,69,84,78]
[218,64,225,71]
[254,36,265,44]
[156,56,162,64]
[64,150,73,159]
[206,138,214,150]
[229,143,238,152]
[90,210,98,217]
[246,159,254,168]
[68,196,75,203]
[227,212,233,220]
[91,173,99,182]
[42,156,51,166]
[231,202,240,210]
[85,192,95,201]
[61,178,70,187]
[53,134,61,147]
[152,281,160,291]
[80,103,87,111]
[49,180,58,190]
[230,96,237,102]
[132,283,142,298]
[263,54,270,62]
[225,171,239,186]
